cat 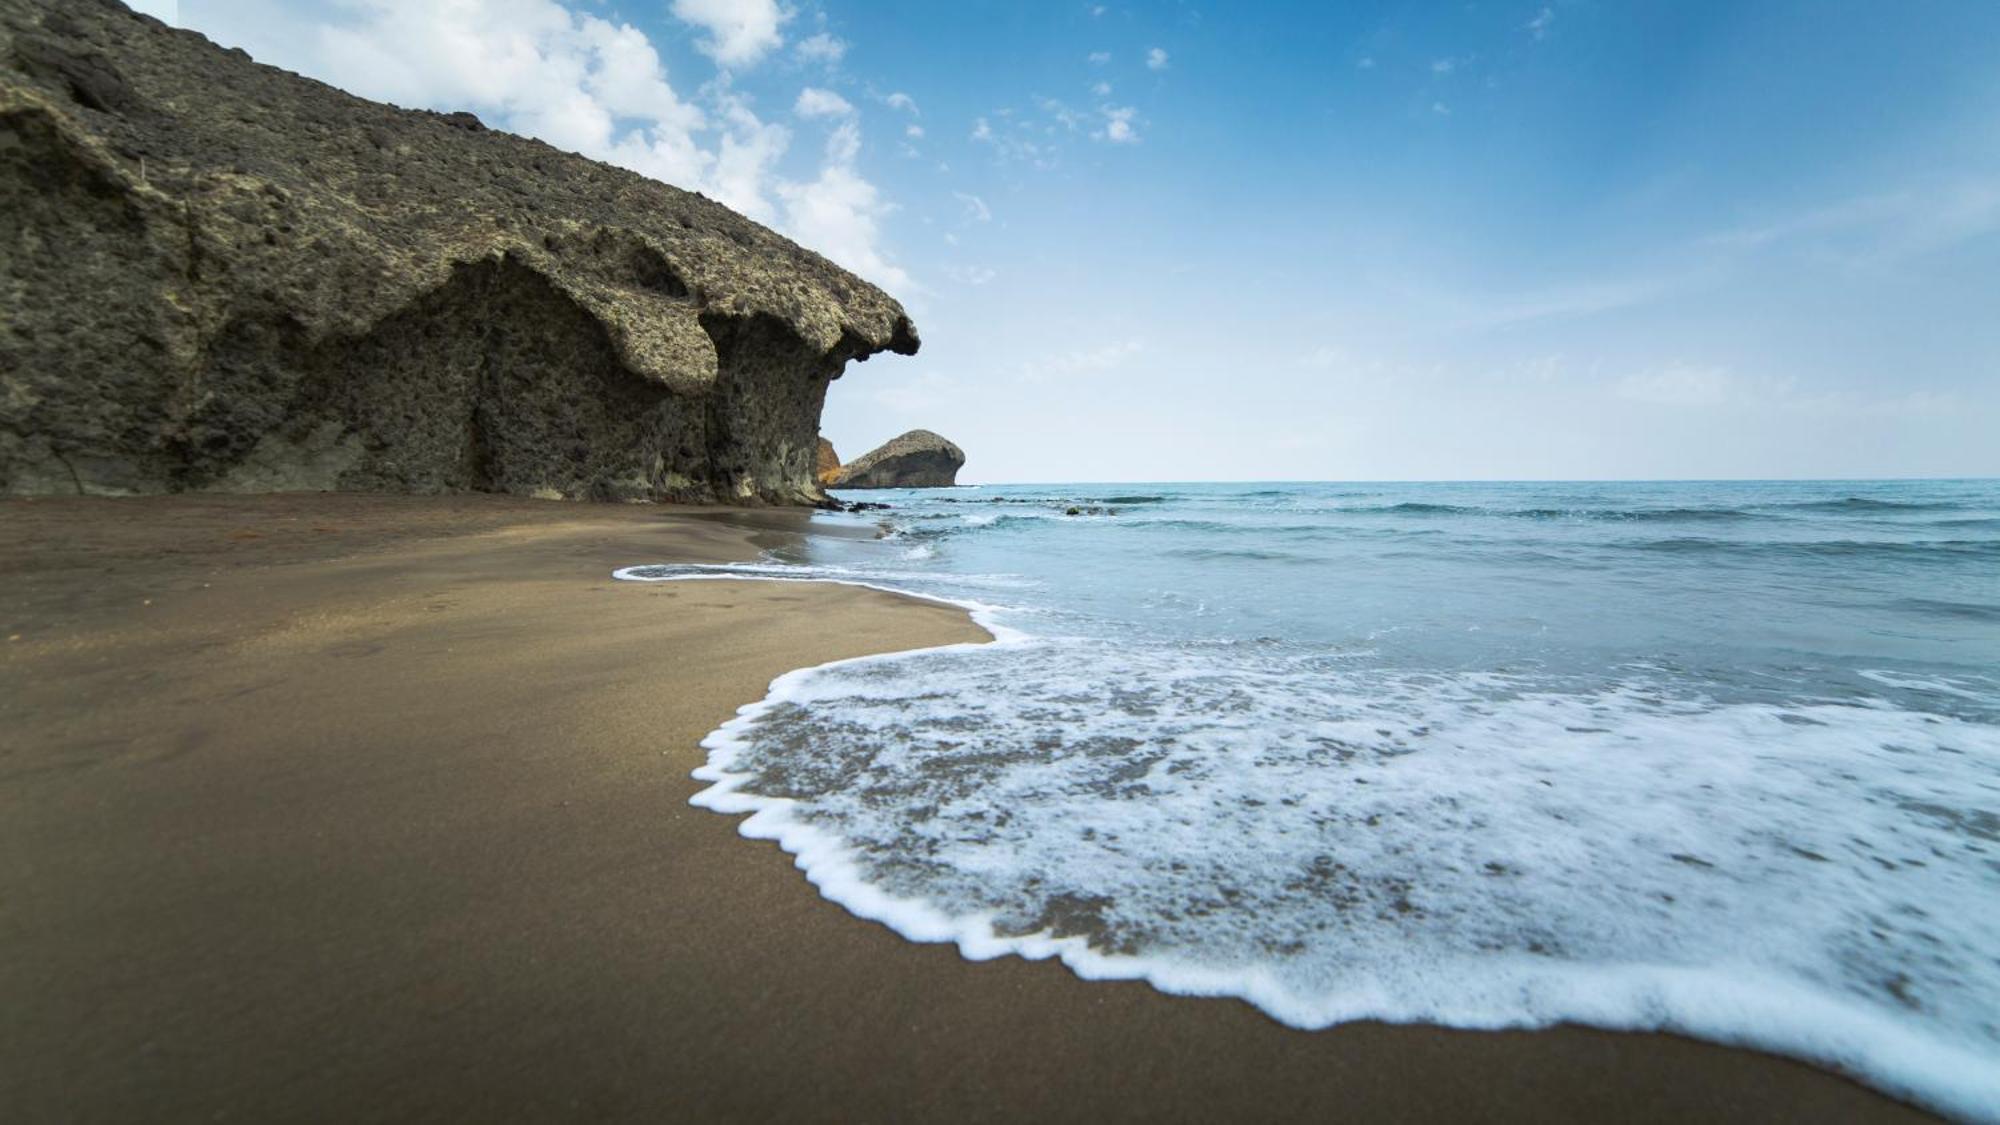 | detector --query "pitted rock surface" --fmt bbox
[0,0,917,503]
